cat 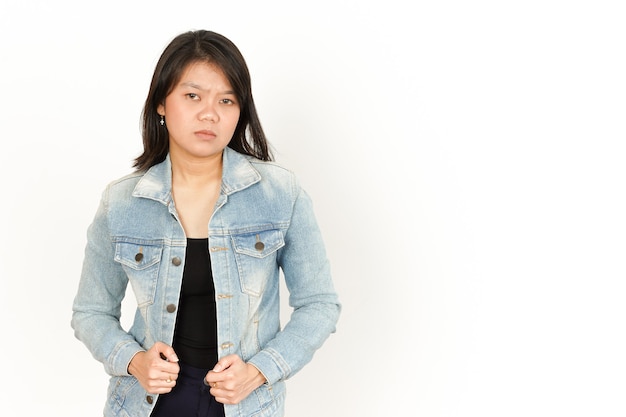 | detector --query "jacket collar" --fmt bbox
[132,147,262,204]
